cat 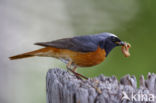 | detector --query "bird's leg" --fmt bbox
[66,61,81,79]
[72,65,77,72]
[66,60,72,72]
[71,66,88,80]
[66,61,88,80]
